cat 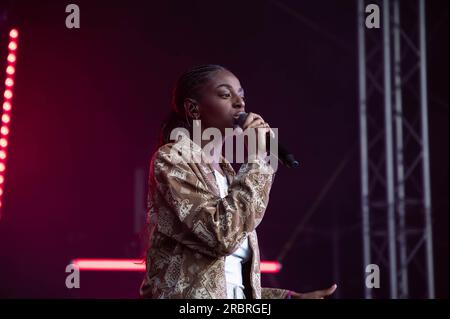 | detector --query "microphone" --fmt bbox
[233,112,299,168]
